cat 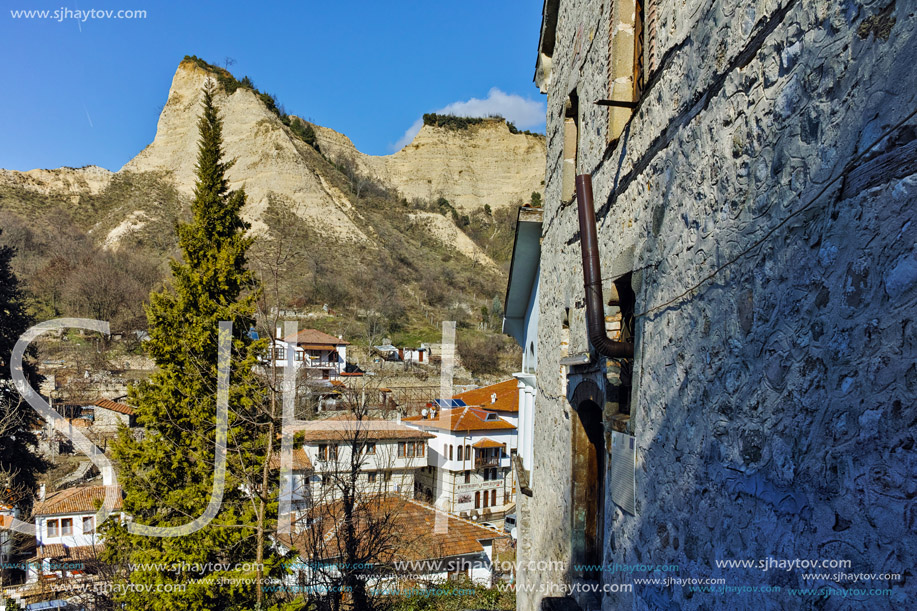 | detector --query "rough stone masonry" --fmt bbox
[519,0,917,609]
